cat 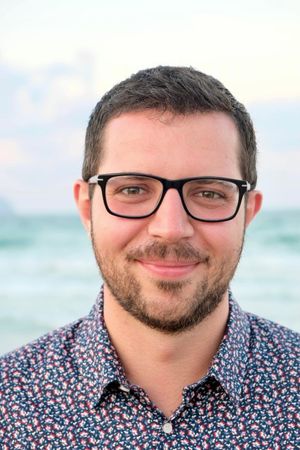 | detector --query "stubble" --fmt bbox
[91,229,243,334]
